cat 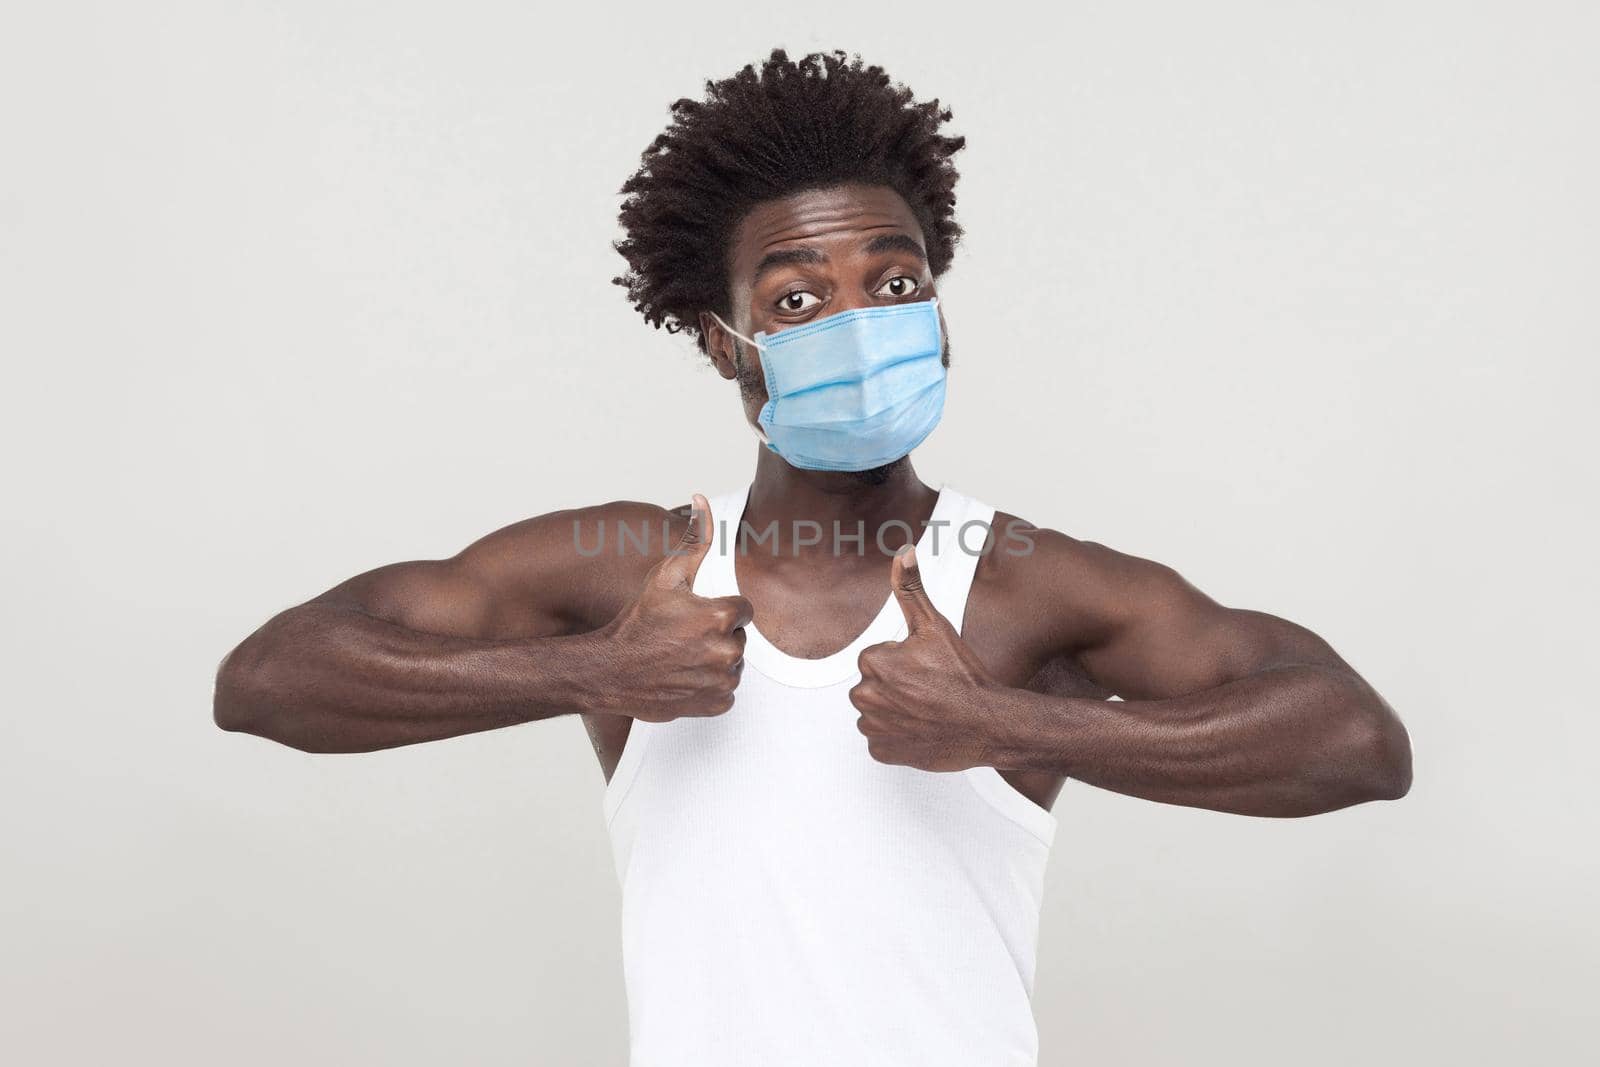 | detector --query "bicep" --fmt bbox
[310,508,625,641]
[1046,539,1346,700]
[312,558,511,638]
